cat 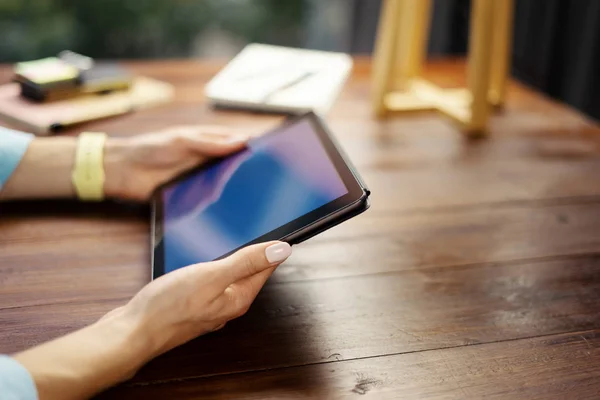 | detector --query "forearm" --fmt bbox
[0,136,126,201]
[0,137,76,200]
[14,309,156,400]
